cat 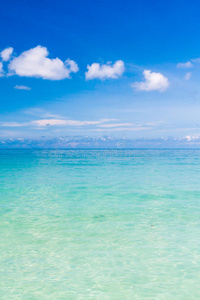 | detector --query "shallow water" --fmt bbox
[1,149,200,299]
